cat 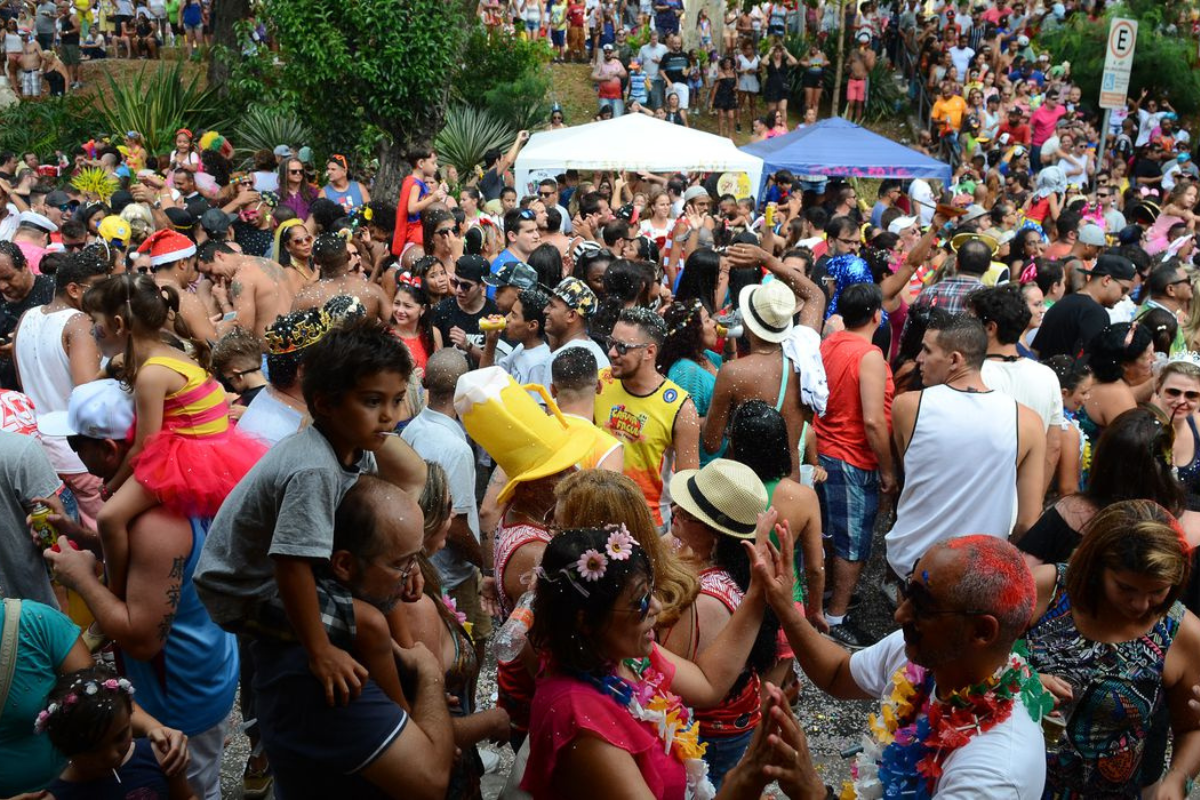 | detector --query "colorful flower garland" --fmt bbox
[844,650,1052,800]
[579,658,716,800]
